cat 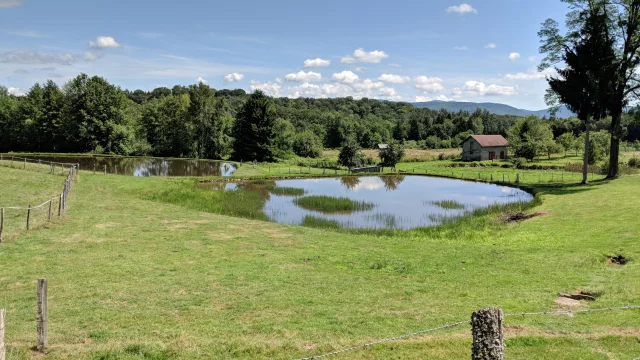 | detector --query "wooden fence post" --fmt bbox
[48,200,53,221]
[24,158,26,169]
[0,308,5,360]
[0,208,3,243]
[471,307,504,360]
[26,205,31,230]
[58,194,62,216]
[37,279,48,351]
[104,165,106,175]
